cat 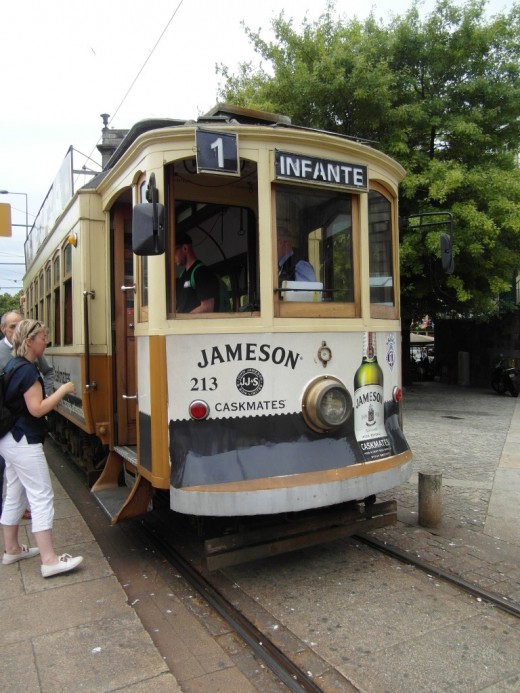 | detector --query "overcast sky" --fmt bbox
[0,0,512,293]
